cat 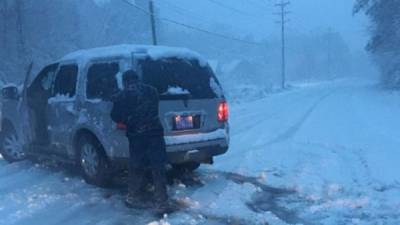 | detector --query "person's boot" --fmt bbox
[154,200,175,214]
[125,193,145,209]
[125,193,153,209]
[152,170,174,214]
[126,168,151,209]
